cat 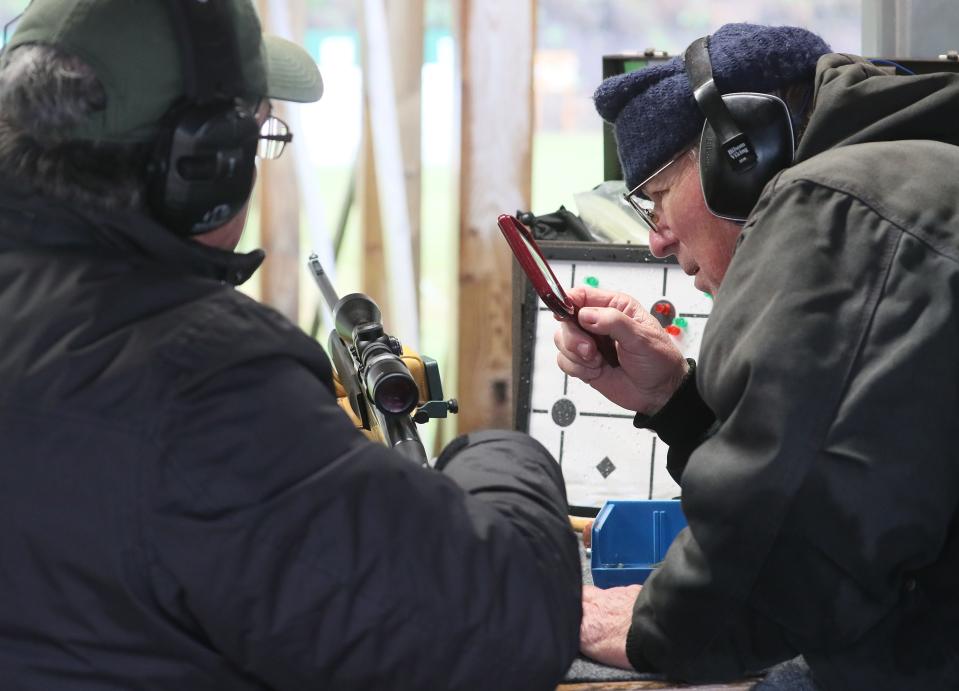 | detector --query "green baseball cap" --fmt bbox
[6,0,323,143]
